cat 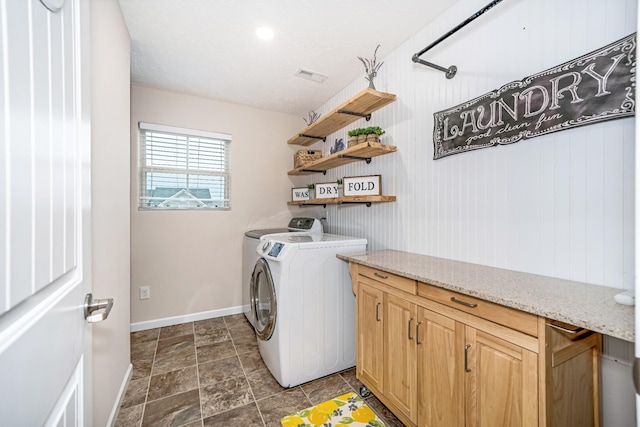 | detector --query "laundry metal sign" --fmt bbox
[433,33,636,159]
